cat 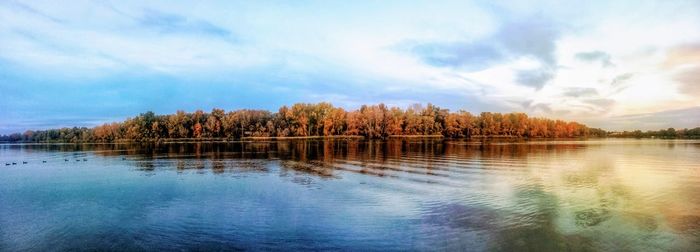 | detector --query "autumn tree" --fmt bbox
[1,102,614,142]
[205,108,224,138]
